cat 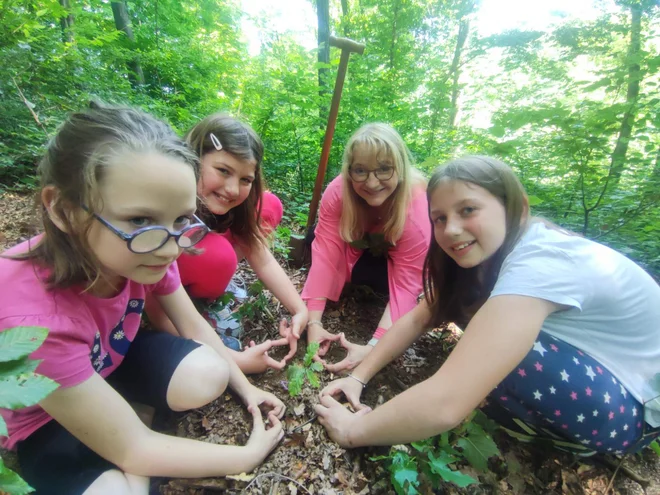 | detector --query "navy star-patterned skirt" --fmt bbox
[482,332,660,455]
